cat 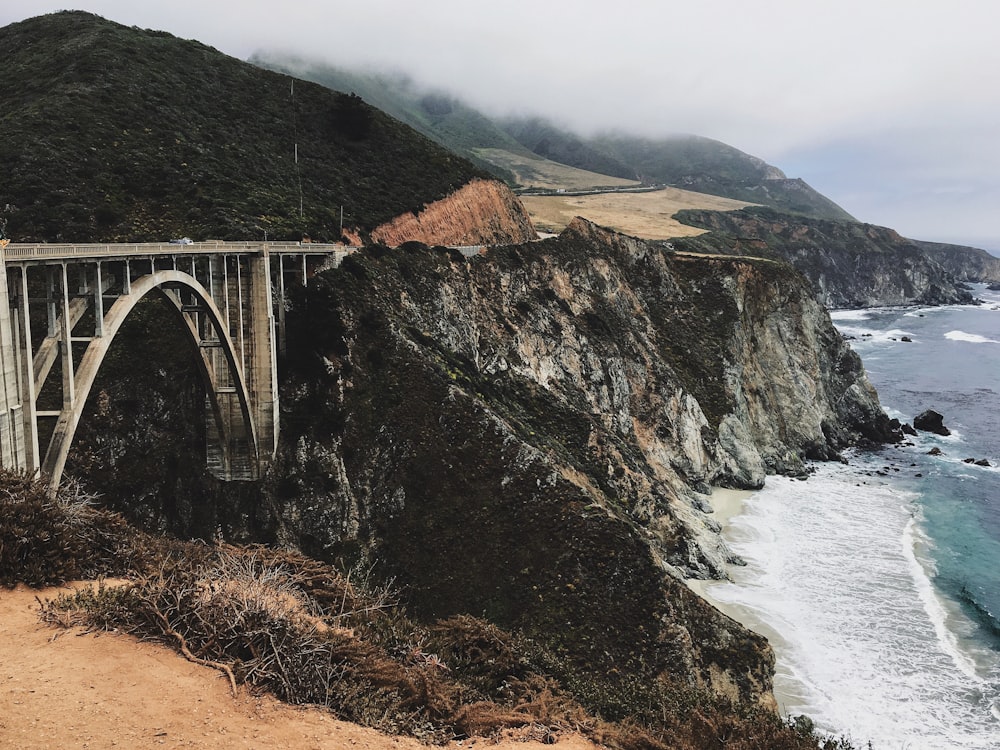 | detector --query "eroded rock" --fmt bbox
[914,409,951,436]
